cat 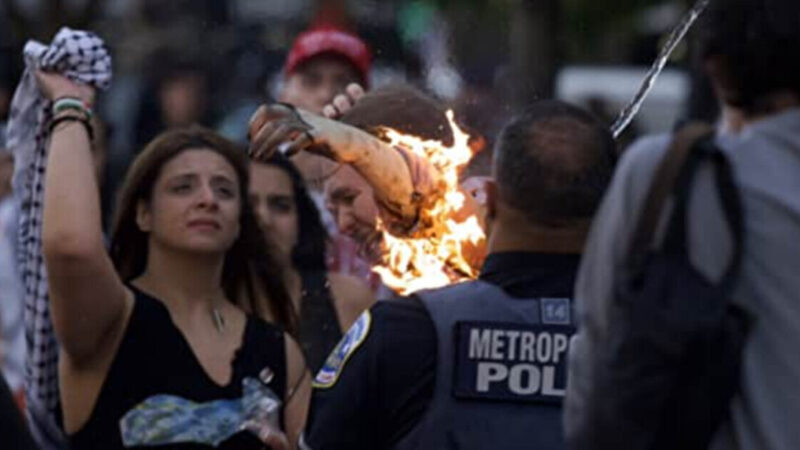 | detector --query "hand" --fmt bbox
[260,431,290,450]
[0,153,13,199]
[248,104,316,161]
[322,83,365,119]
[34,70,95,105]
[242,419,291,450]
[461,176,491,206]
